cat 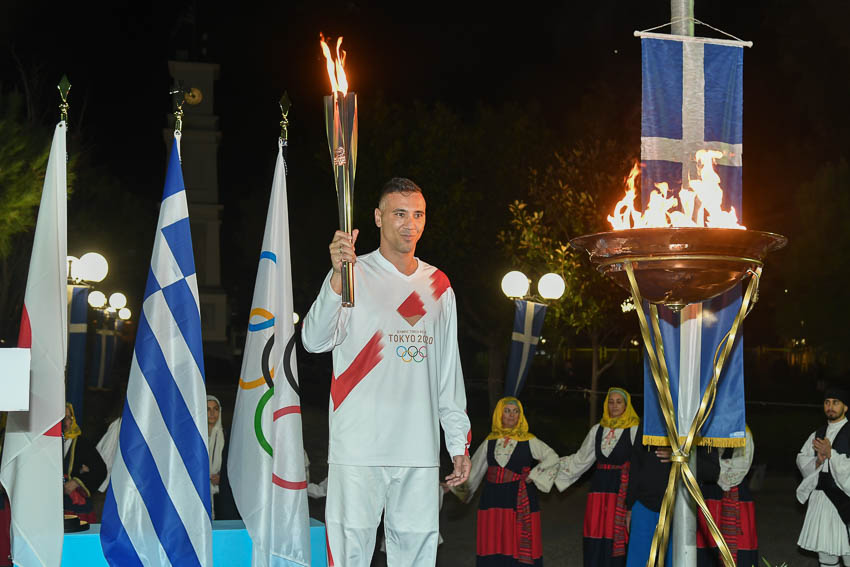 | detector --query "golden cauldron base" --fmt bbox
[570,227,787,310]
